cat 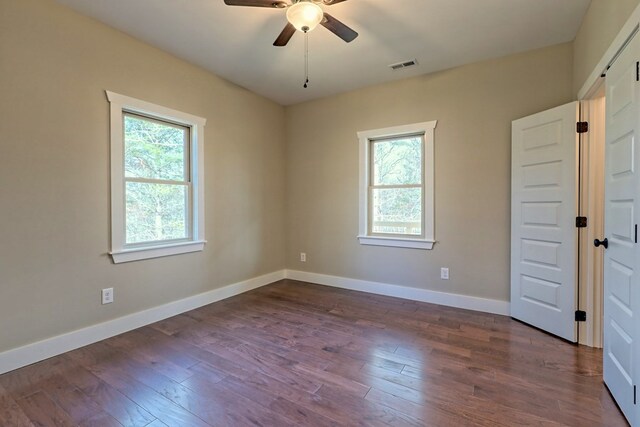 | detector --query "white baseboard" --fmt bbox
[285,270,510,316]
[0,270,285,375]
